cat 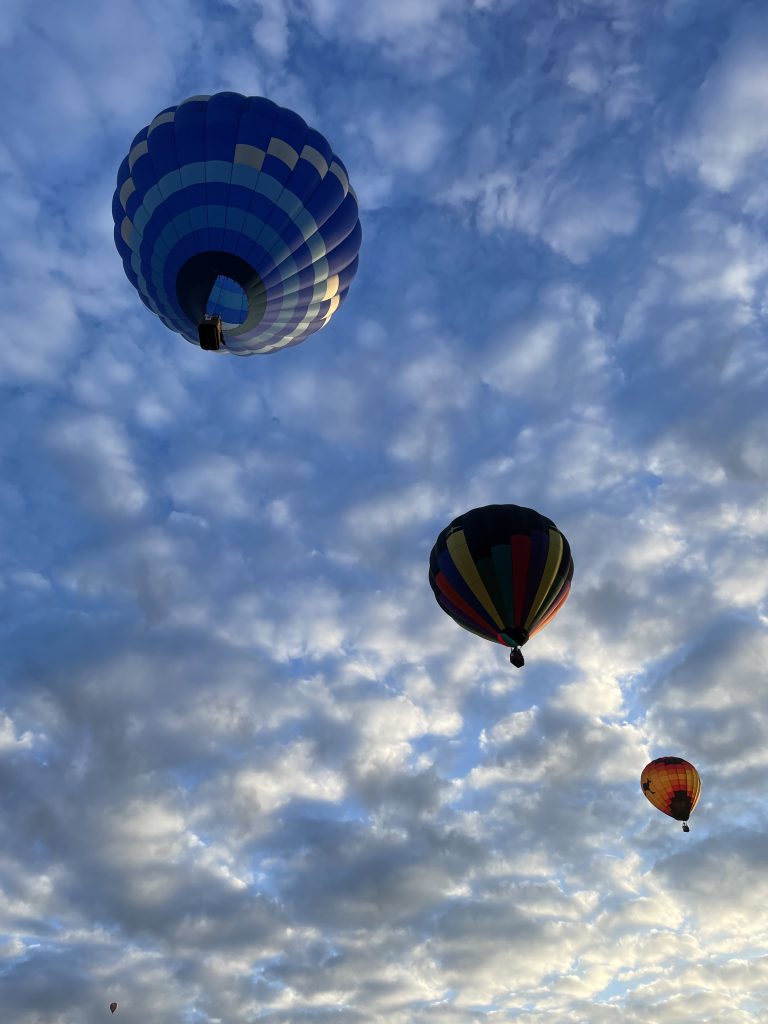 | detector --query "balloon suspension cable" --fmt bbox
[682,822,690,833]
[510,647,525,668]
